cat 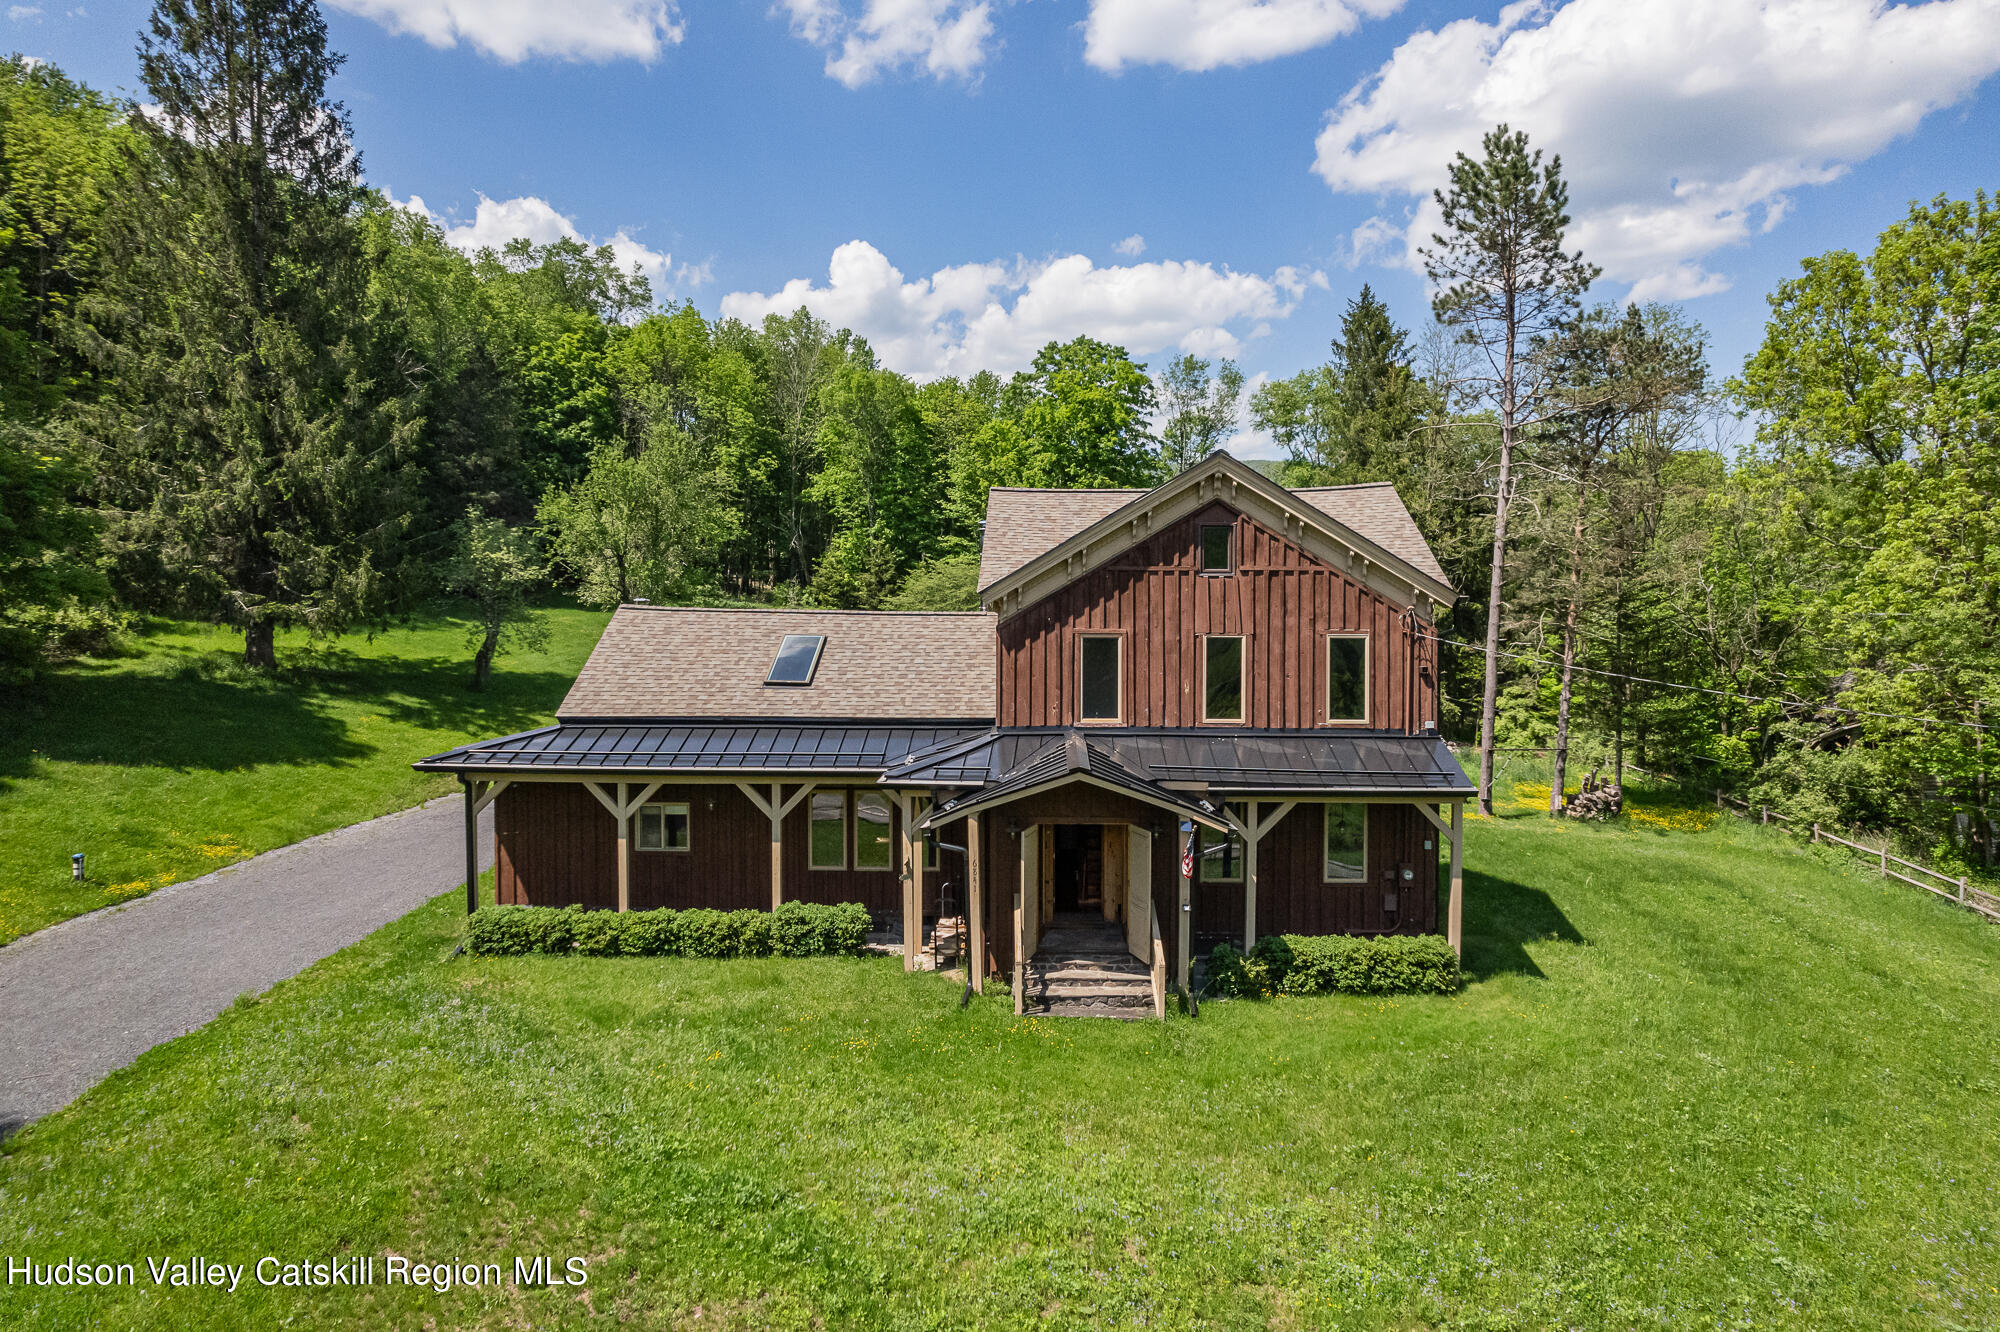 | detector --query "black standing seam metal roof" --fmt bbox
[916,730,1230,831]
[414,722,1475,796]
[413,723,990,774]
[885,727,1476,794]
